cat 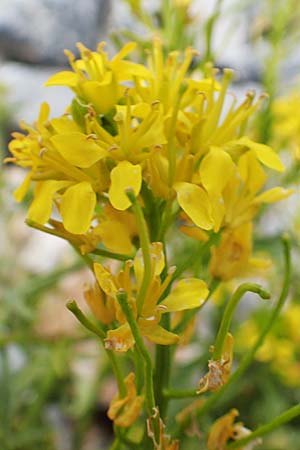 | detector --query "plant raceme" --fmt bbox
[6,40,296,449]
